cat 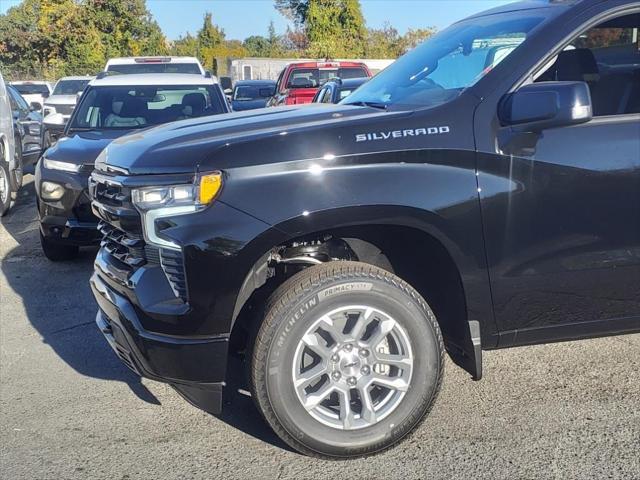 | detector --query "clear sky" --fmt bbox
[1,0,516,40]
